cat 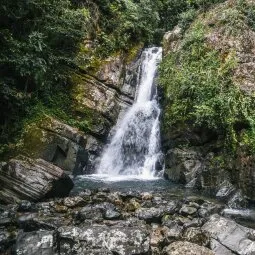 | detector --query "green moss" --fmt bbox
[125,43,144,64]
[159,15,255,153]
[71,72,108,132]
